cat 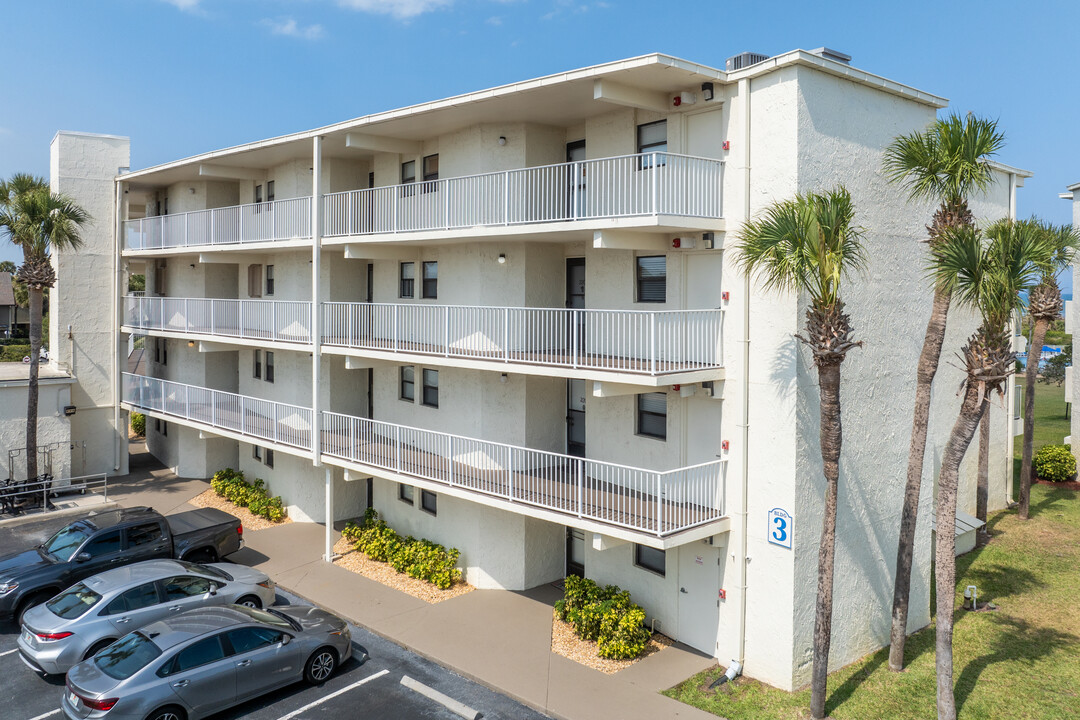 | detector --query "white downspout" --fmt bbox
[736,76,752,671]
[113,179,123,472]
[312,136,331,560]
